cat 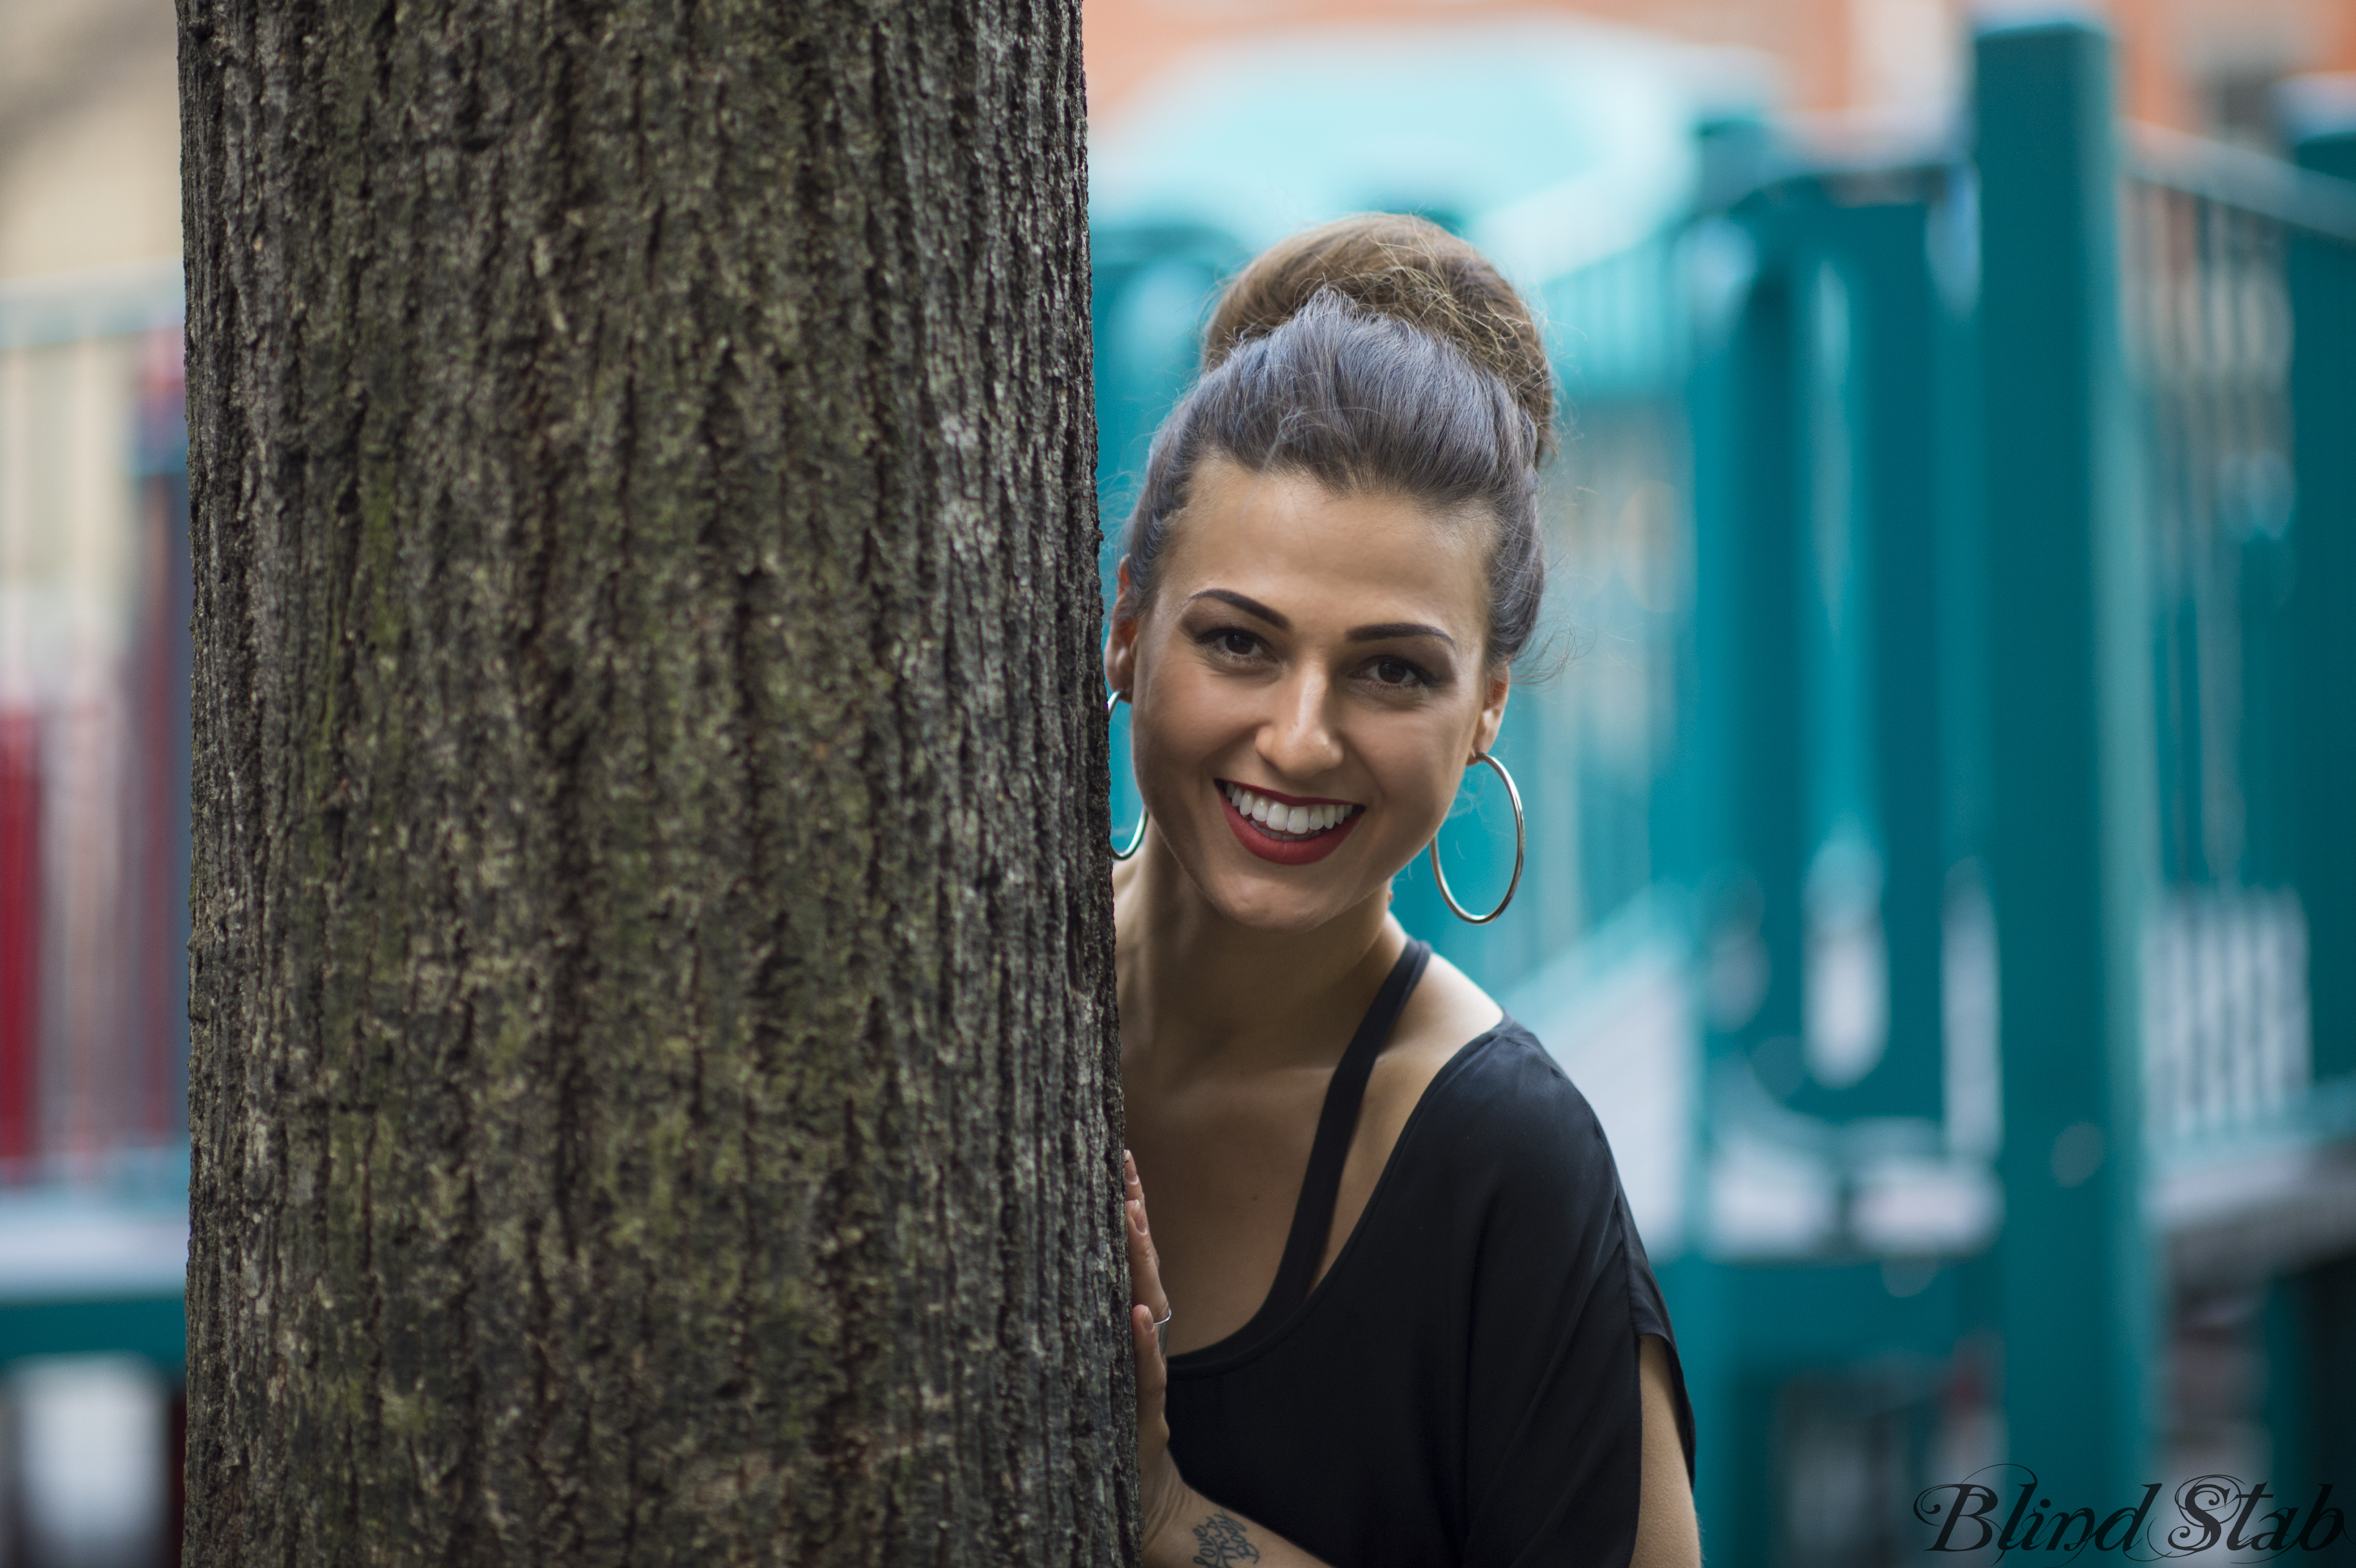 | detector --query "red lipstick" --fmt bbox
[1219,784,1363,866]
